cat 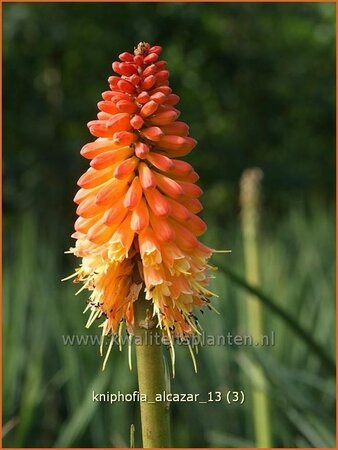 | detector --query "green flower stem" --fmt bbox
[240,168,272,448]
[134,292,171,448]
